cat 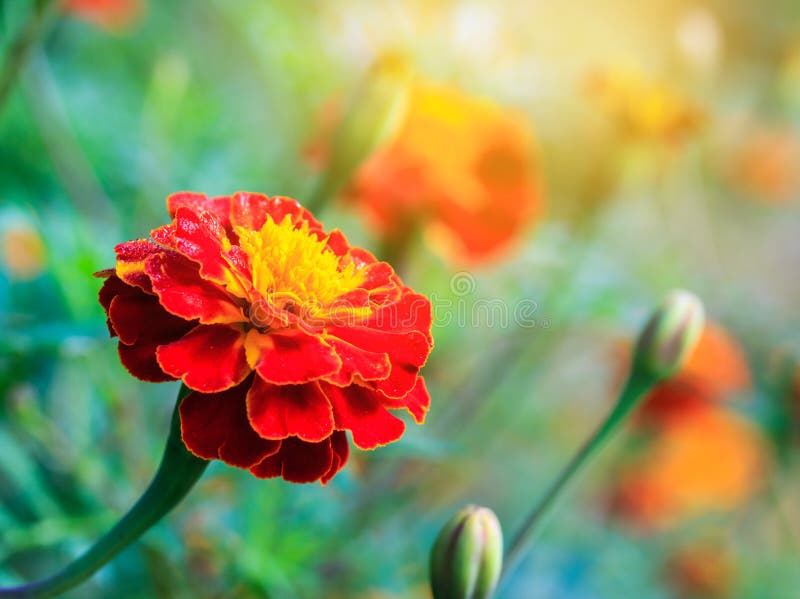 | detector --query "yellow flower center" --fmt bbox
[235,215,366,318]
